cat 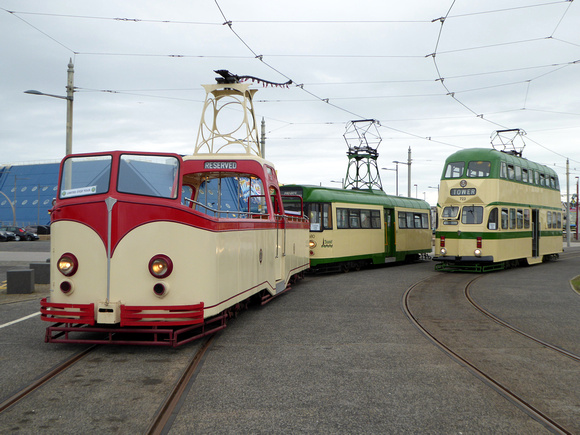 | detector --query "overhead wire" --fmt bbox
[430,0,580,163]
[3,2,579,158]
